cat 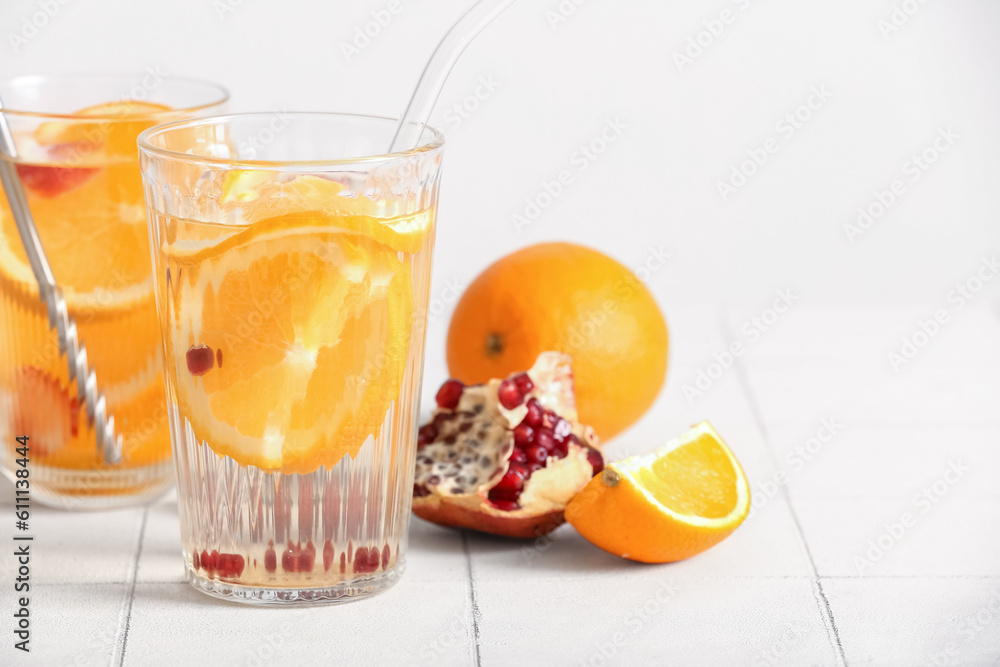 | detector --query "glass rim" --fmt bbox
[0,72,230,120]
[137,111,445,169]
